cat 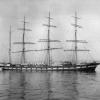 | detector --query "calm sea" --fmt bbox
[0,69,100,100]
